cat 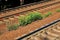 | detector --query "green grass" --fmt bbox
[18,11,52,26]
[43,12,52,18]
[7,11,52,31]
[56,9,60,12]
[18,15,26,26]
[28,12,43,21]
[7,24,19,31]
[18,11,43,26]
